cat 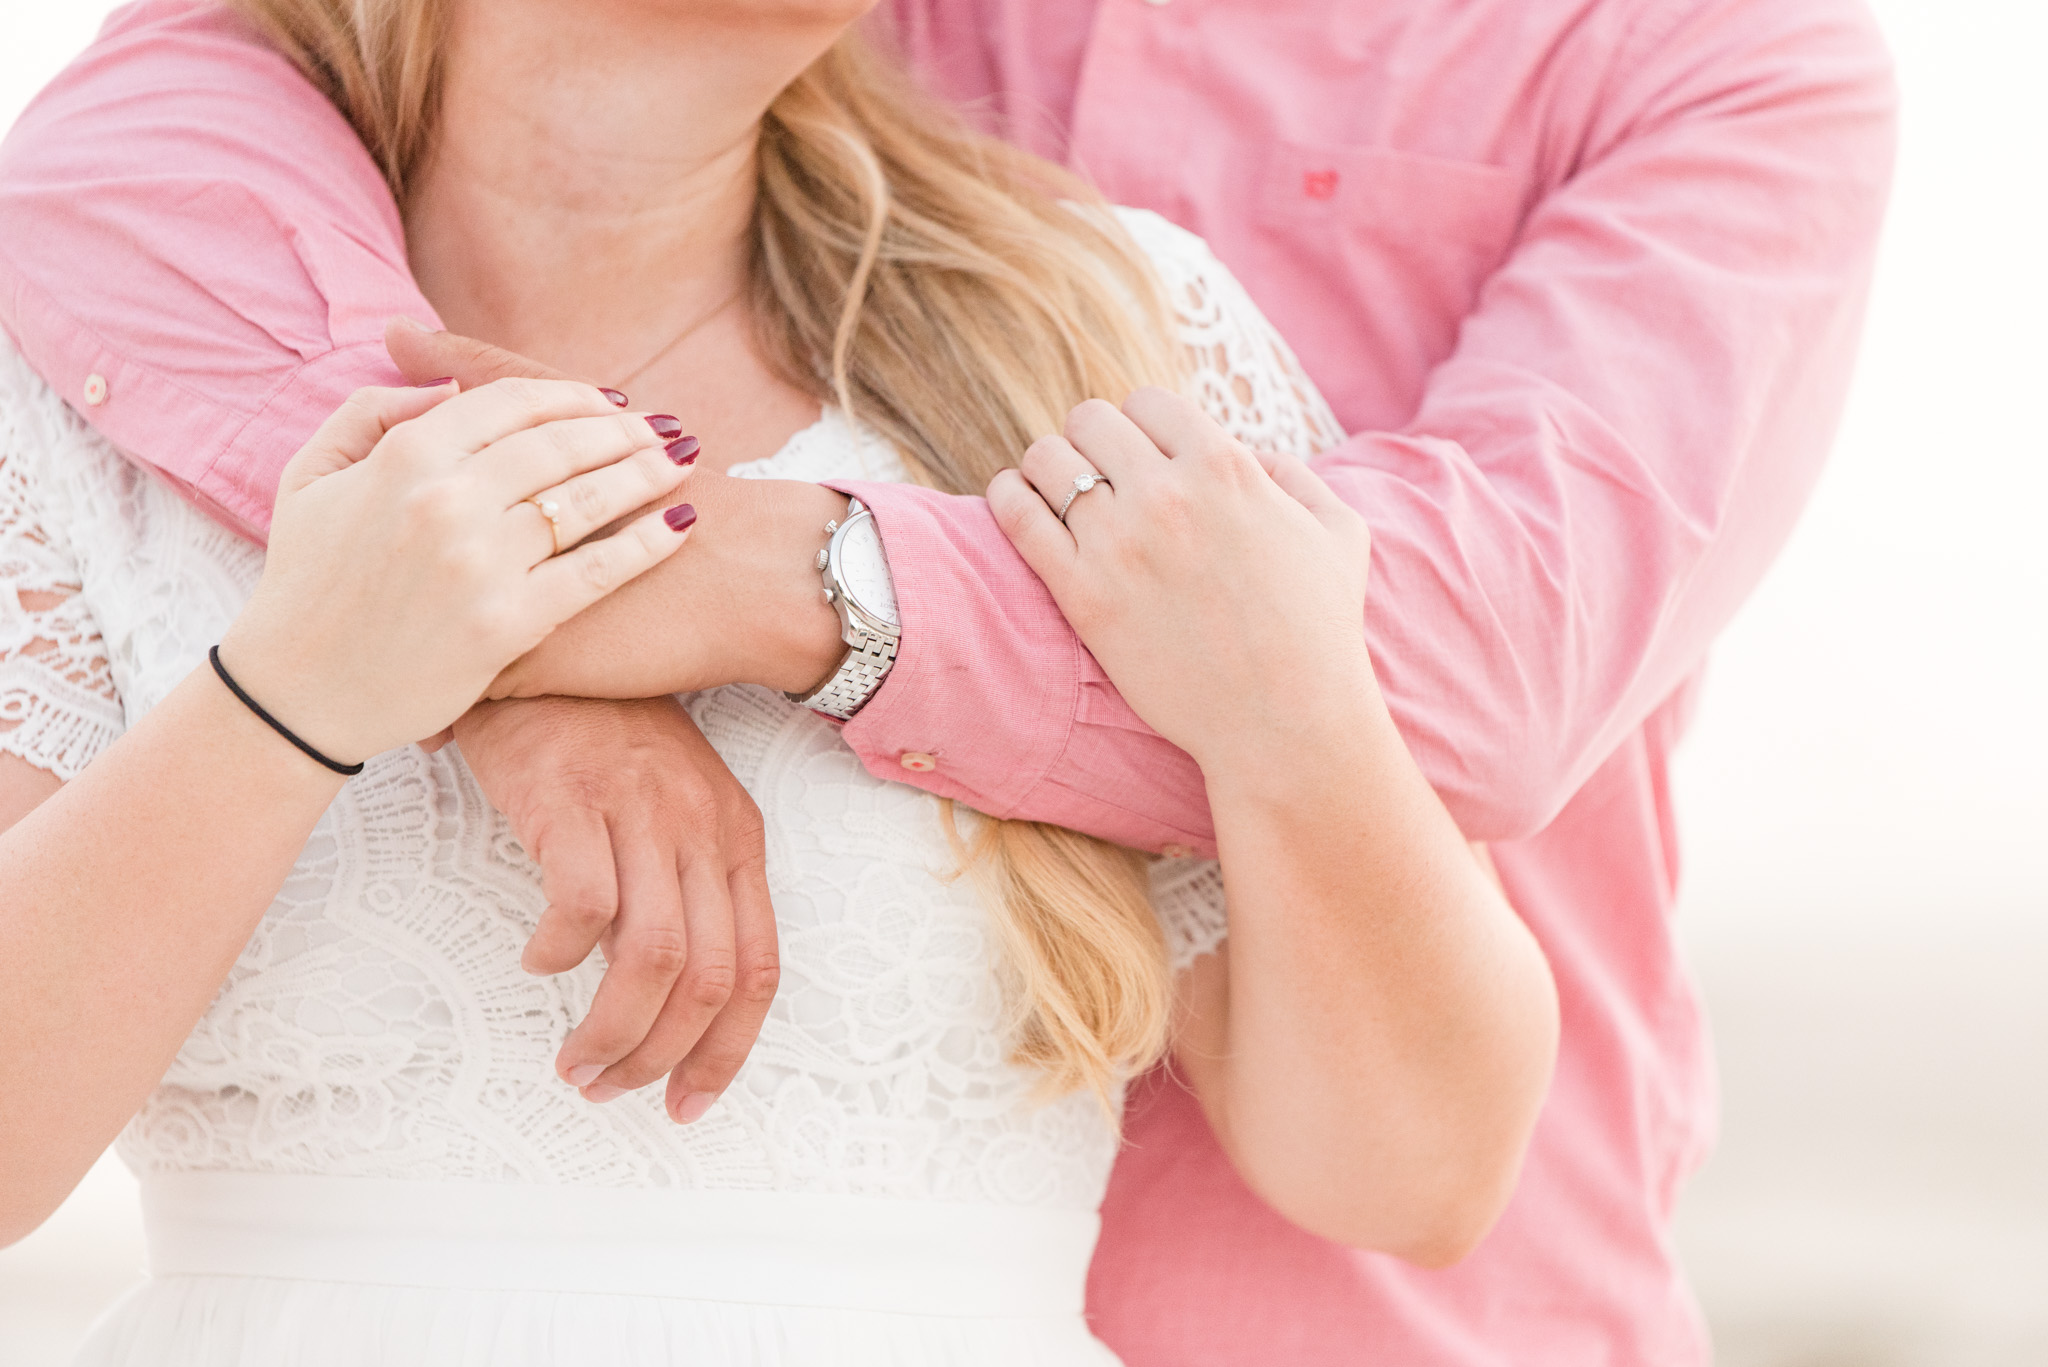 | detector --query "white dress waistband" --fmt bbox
[141,1173,1100,1319]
